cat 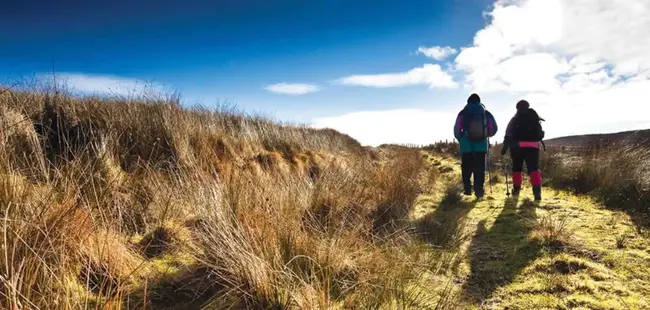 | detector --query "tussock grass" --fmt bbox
[534,213,574,248]
[543,144,650,228]
[0,86,450,309]
[615,233,629,249]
